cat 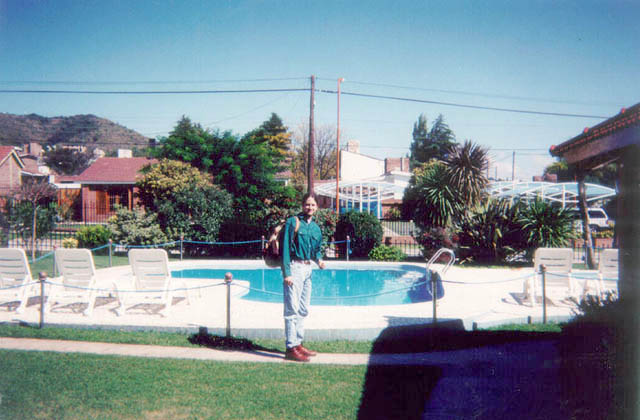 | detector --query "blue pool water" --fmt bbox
[173,265,444,306]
